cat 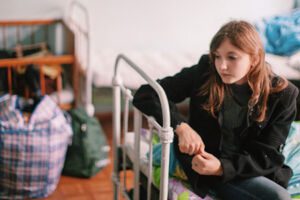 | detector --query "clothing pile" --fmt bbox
[255,9,300,56]
[0,42,72,105]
